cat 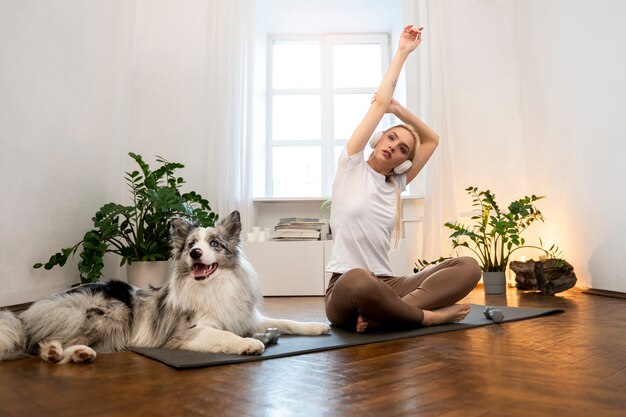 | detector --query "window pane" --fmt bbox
[272,95,321,140]
[333,44,382,88]
[272,146,322,197]
[334,94,378,139]
[273,41,321,89]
